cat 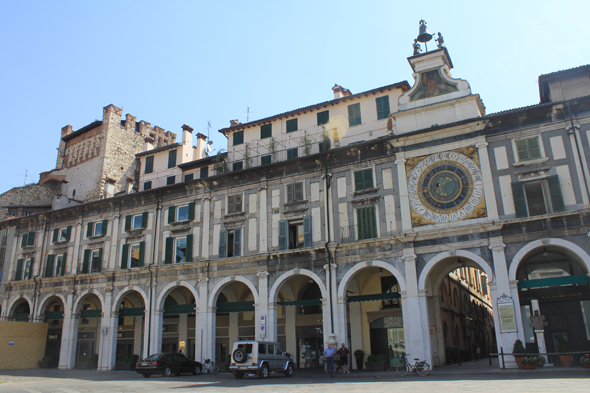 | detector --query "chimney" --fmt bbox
[182,124,193,147]
[230,119,241,127]
[144,137,154,152]
[195,133,207,160]
[61,125,73,138]
[332,84,352,99]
